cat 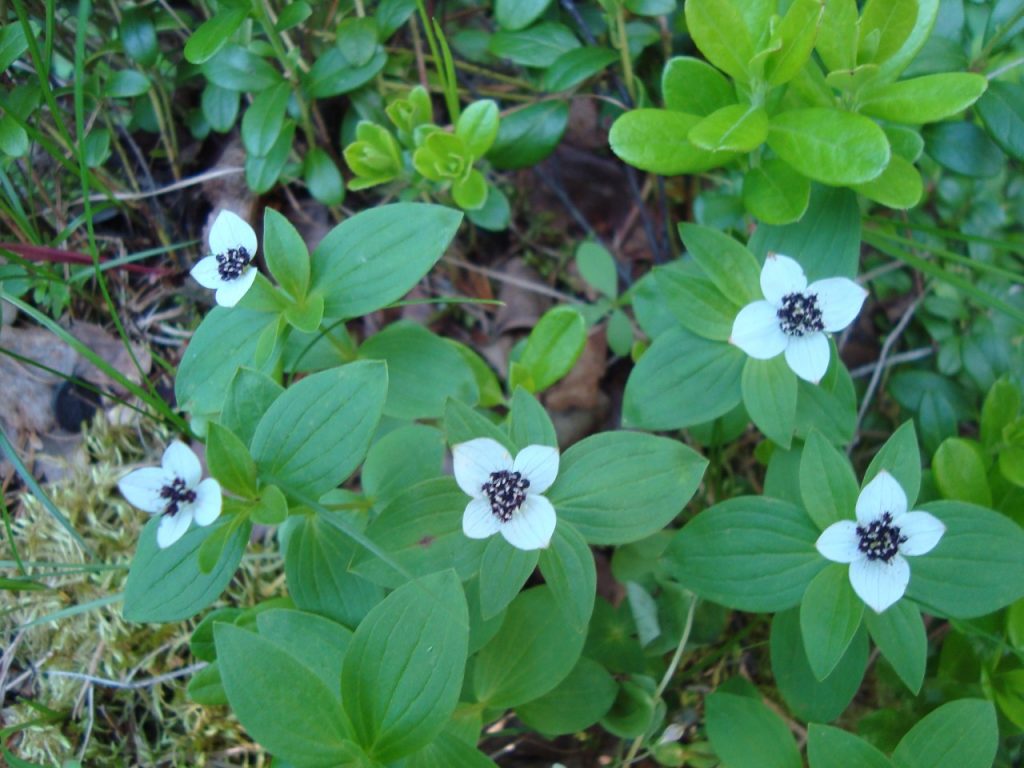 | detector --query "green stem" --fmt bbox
[613,4,636,103]
[254,0,318,150]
